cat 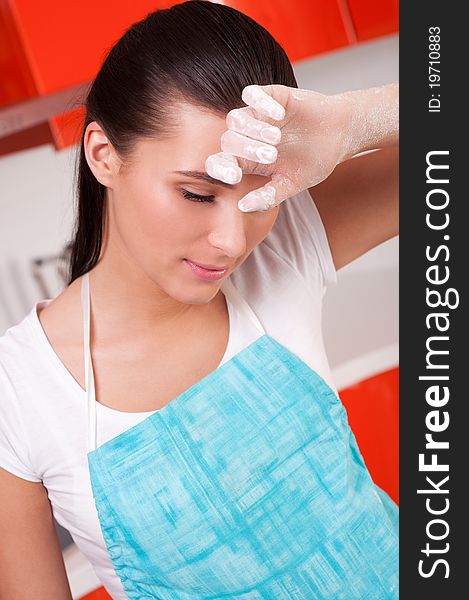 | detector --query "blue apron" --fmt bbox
[82,271,399,599]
